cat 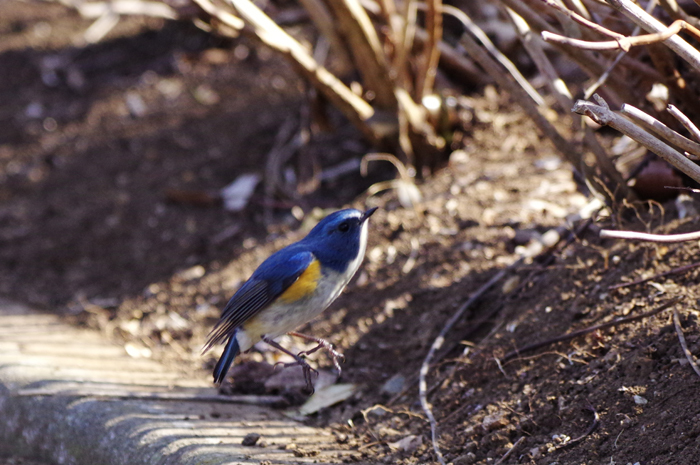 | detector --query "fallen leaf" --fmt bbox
[297,383,356,415]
